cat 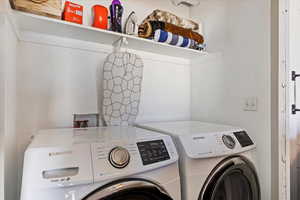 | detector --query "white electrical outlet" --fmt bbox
[244,97,258,111]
